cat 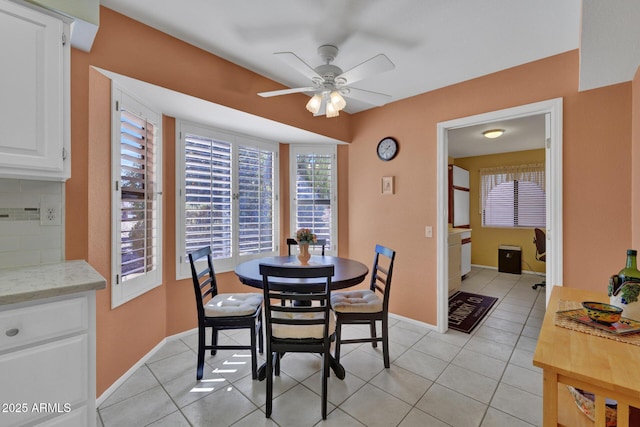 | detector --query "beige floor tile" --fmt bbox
[369,365,433,405]
[451,348,507,380]
[340,384,412,427]
[393,348,448,381]
[181,385,257,426]
[490,383,542,426]
[397,408,451,426]
[436,365,498,404]
[416,383,487,427]
[268,383,335,426]
[480,407,536,427]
